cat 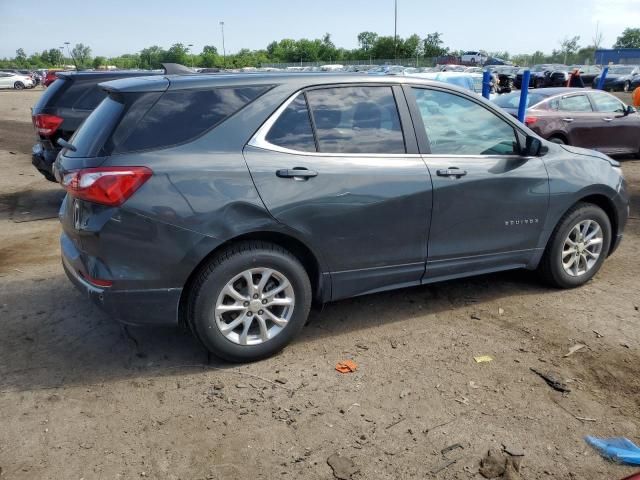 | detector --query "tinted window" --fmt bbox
[115,85,270,153]
[265,93,316,152]
[590,93,626,113]
[305,86,405,154]
[558,95,592,112]
[63,97,125,158]
[73,86,108,111]
[32,77,69,112]
[412,88,519,156]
